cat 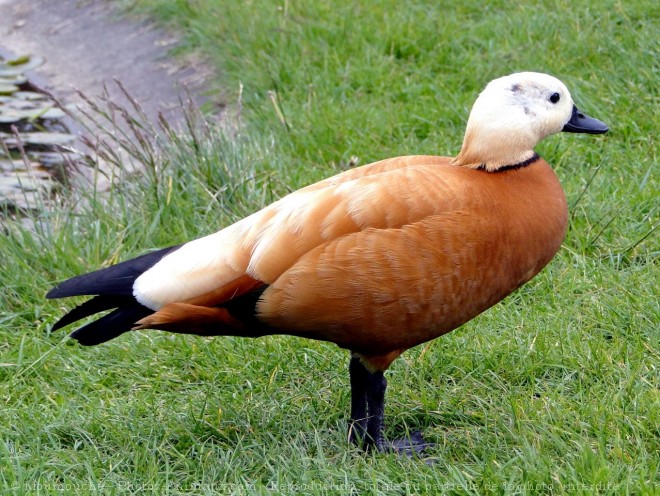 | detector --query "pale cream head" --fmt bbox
[453,72,575,171]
